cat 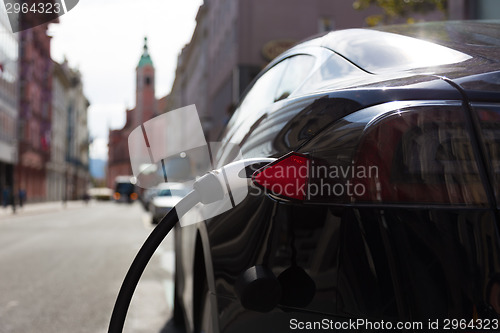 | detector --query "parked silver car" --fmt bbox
[149,183,190,224]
